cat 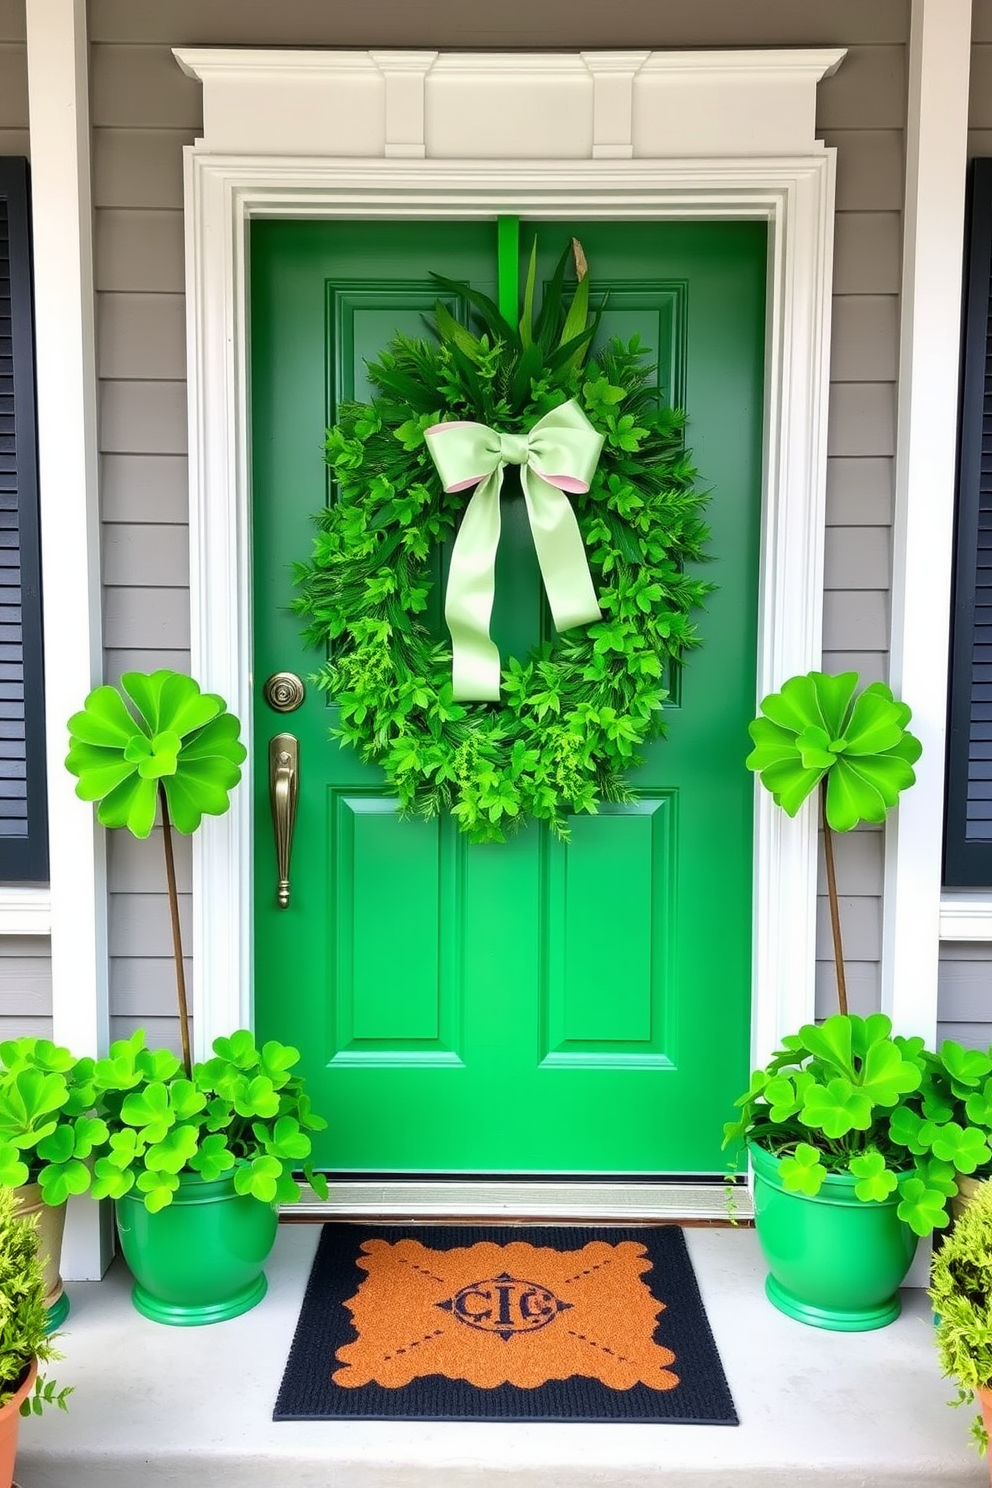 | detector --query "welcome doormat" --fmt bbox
[274,1224,738,1424]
